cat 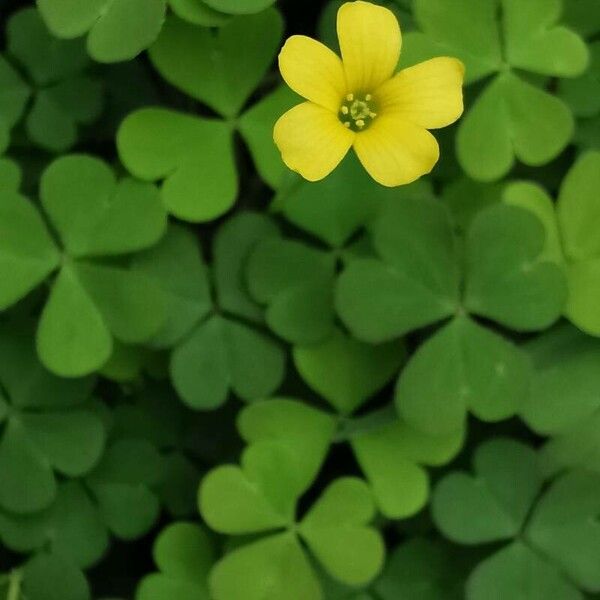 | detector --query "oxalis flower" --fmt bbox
[274,0,465,187]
